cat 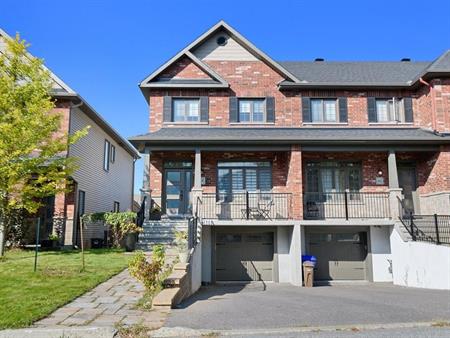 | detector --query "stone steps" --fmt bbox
[137,219,189,252]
